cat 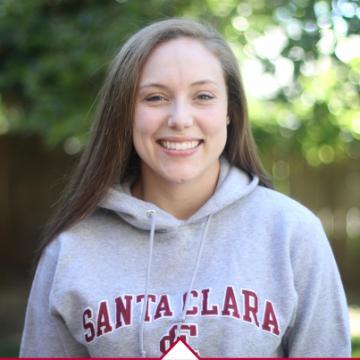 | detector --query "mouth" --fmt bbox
[157,139,203,151]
